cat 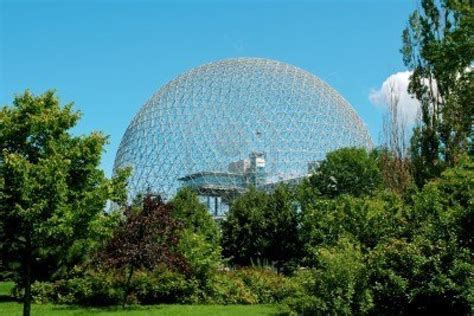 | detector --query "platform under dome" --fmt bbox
[114,58,372,213]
